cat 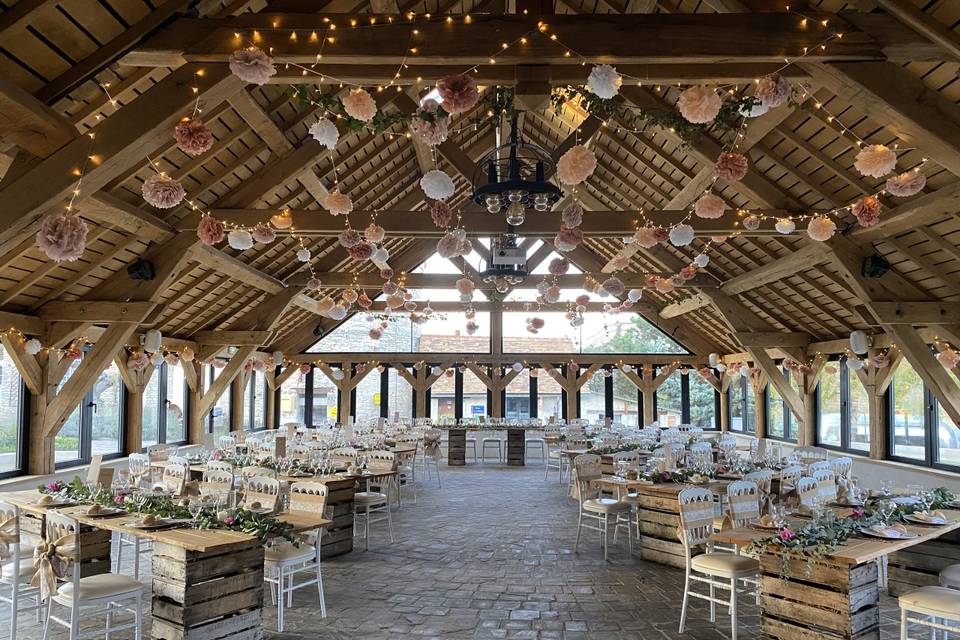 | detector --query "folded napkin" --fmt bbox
[913,510,947,523]
[870,523,907,537]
